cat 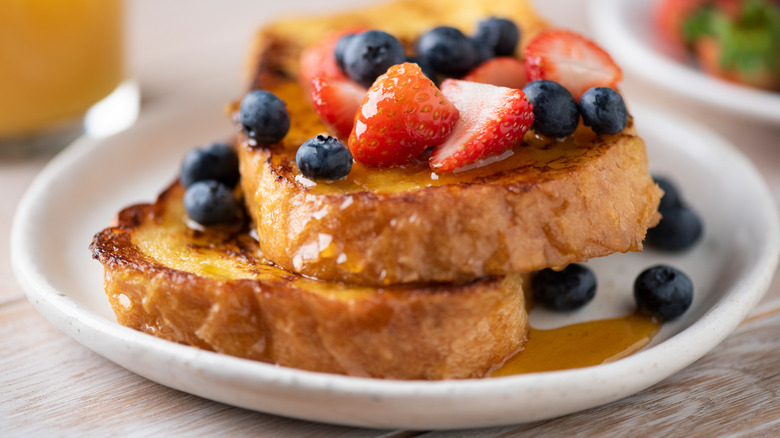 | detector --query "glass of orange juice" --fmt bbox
[0,0,138,152]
